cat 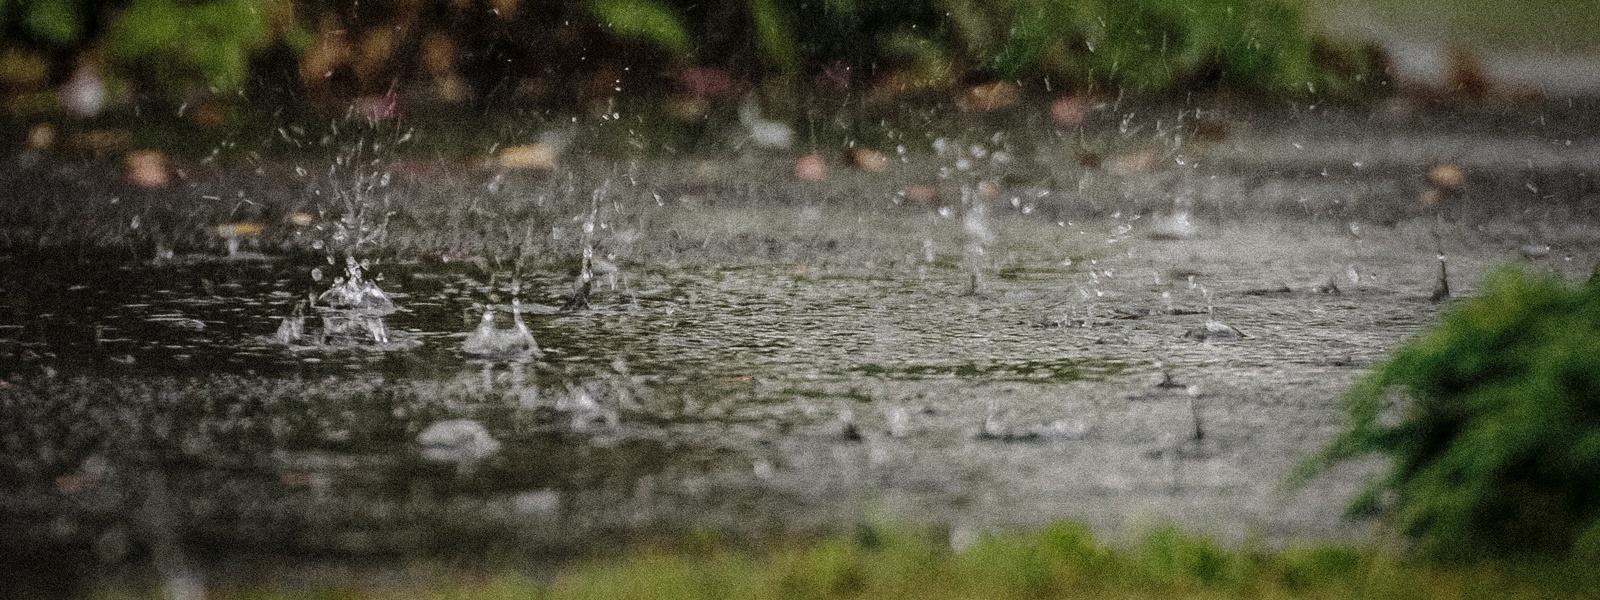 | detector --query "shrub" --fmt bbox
[1293,266,1600,560]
